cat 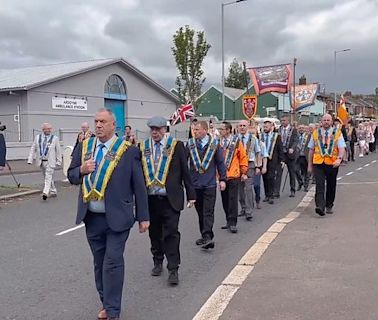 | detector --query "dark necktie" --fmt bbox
[265,133,269,151]
[154,142,161,170]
